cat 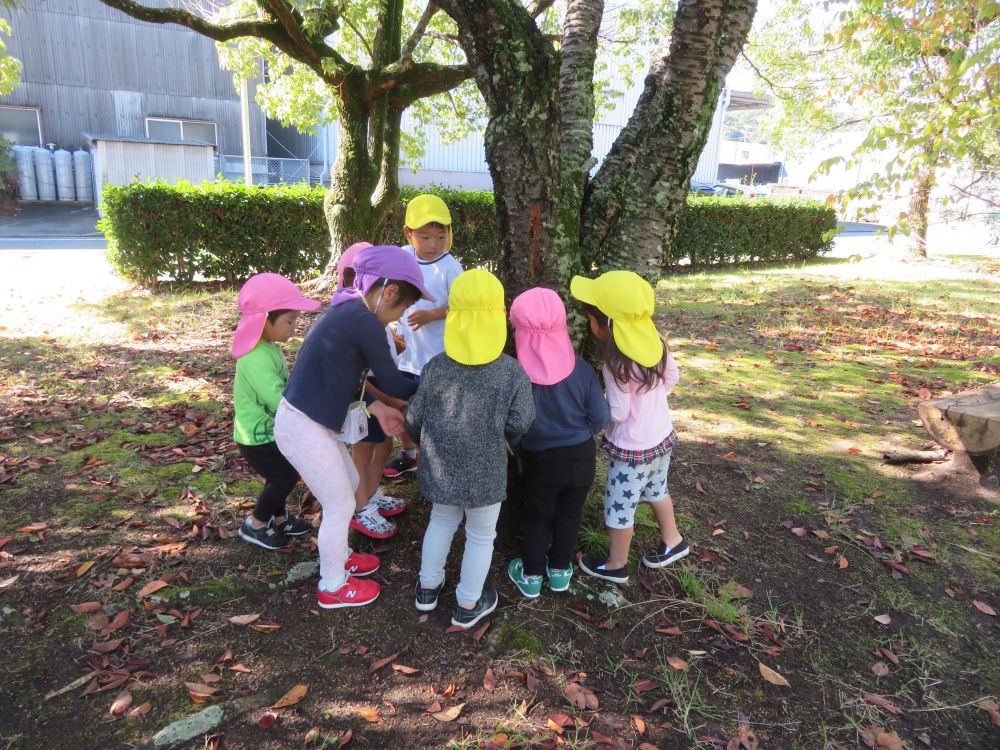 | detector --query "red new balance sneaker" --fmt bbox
[345,550,379,577]
[317,577,380,609]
